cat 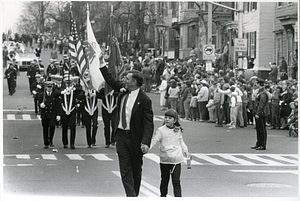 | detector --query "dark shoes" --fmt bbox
[63,145,68,148]
[256,146,266,150]
[44,145,49,149]
[50,143,54,147]
[87,145,91,148]
[71,145,75,149]
[105,145,110,148]
[215,125,223,127]
[250,146,258,149]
